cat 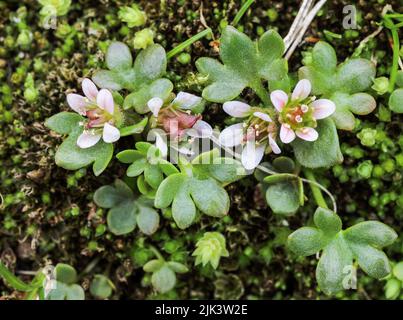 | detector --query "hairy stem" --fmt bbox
[232,0,255,26]
[303,169,329,210]
[166,28,212,59]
